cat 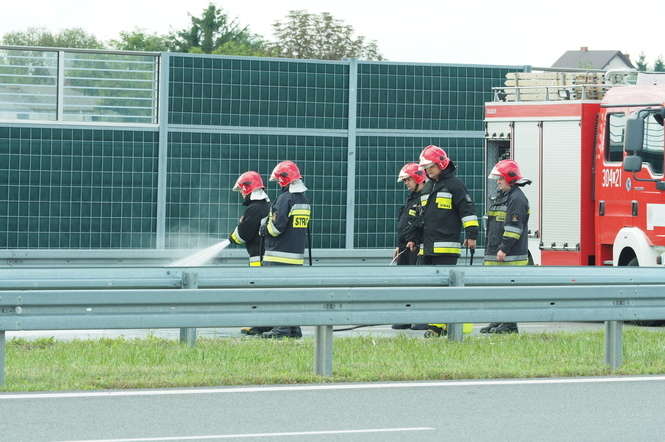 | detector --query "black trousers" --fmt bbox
[261,260,301,334]
[421,255,458,265]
